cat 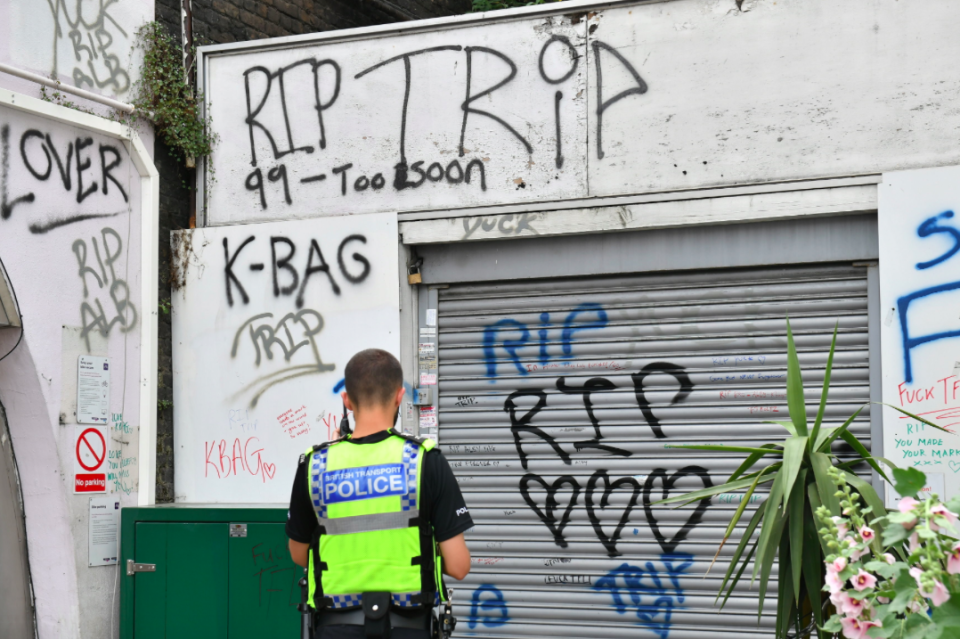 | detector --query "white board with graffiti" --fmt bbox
[880,167,960,504]
[171,212,400,503]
